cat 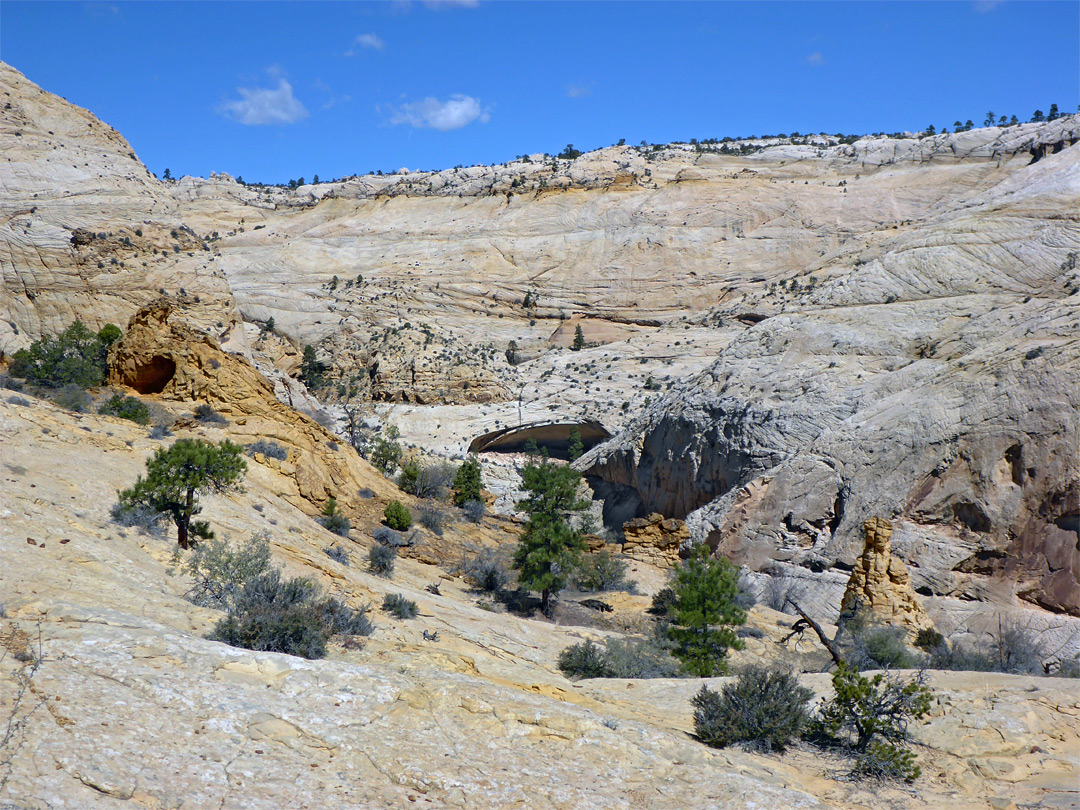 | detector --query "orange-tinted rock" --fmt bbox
[841,517,933,633]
